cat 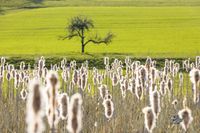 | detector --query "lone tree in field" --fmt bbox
[62,16,114,54]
